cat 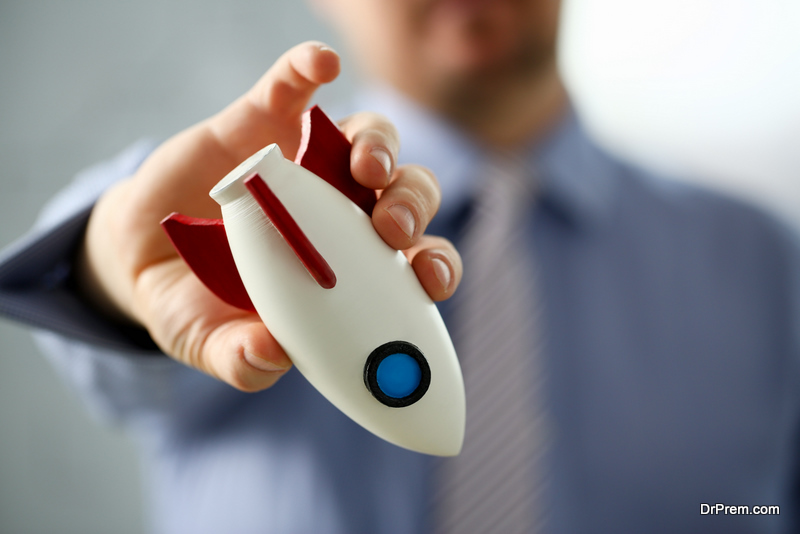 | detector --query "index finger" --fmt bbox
[207,41,341,162]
